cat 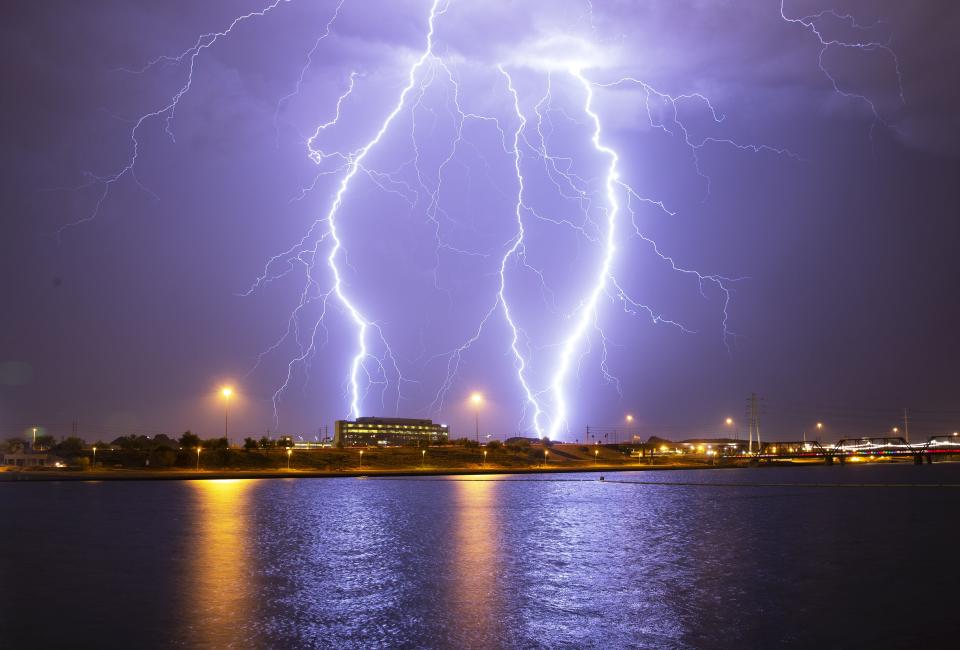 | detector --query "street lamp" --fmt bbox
[483,449,487,468]
[286,447,292,470]
[359,449,364,469]
[594,448,599,466]
[92,446,97,468]
[544,448,549,468]
[32,427,37,449]
[221,387,233,444]
[625,414,634,446]
[470,392,483,444]
[421,449,426,468]
[196,447,201,470]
